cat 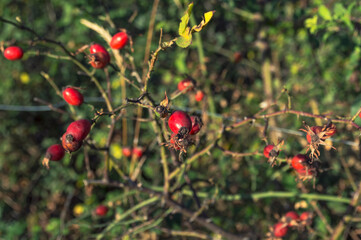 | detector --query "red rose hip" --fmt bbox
[273,222,288,237]
[46,144,65,161]
[263,145,275,158]
[95,205,108,216]
[90,44,108,54]
[66,119,92,141]
[110,32,129,50]
[89,44,110,69]
[122,147,132,158]
[168,111,192,136]
[42,144,65,169]
[132,146,144,158]
[195,90,205,101]
[4,46,24,61]
[177,78,194,92]
[63,87,84,106]
[291,154,308,171]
